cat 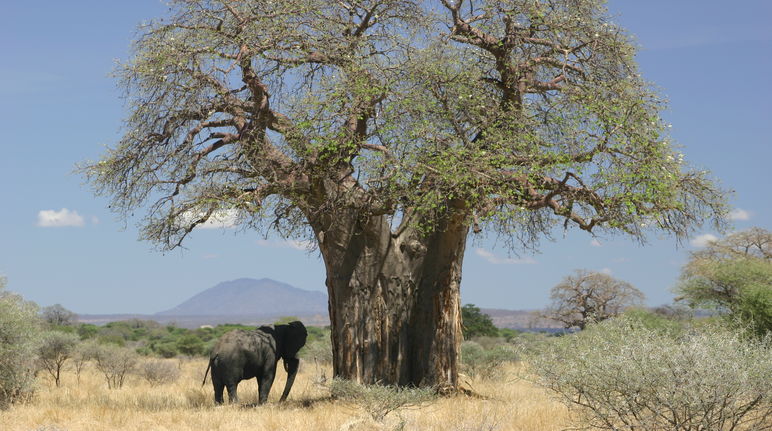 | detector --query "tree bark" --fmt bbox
[312,207,468,389]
